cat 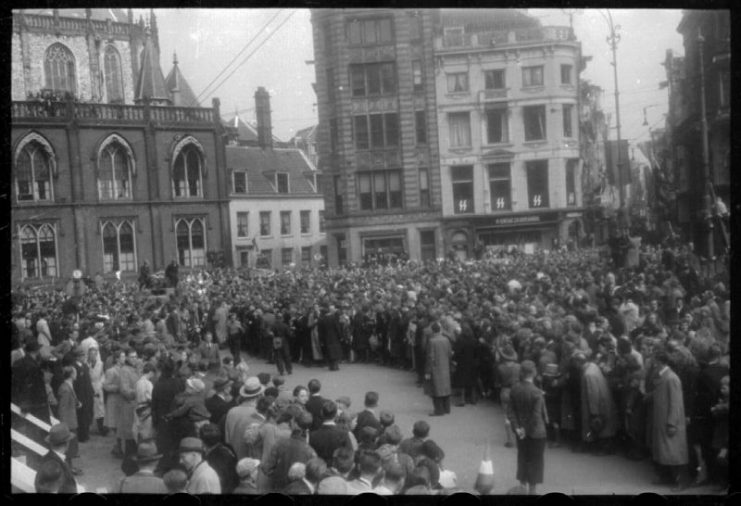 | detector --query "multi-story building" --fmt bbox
[434,10,584,256]
[310,9,443,265]
[666,11,730,255]
[226,88,326,270]
[11,9,231,284]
